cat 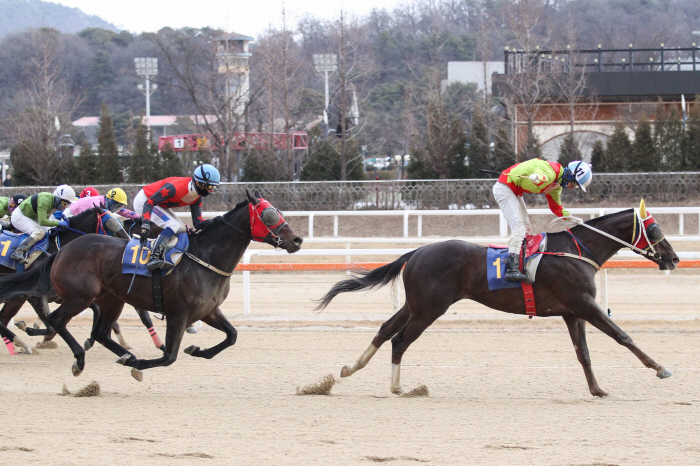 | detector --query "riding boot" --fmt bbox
[146,232,175,270]
[10,236,38,264]
[504,253,530,283]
